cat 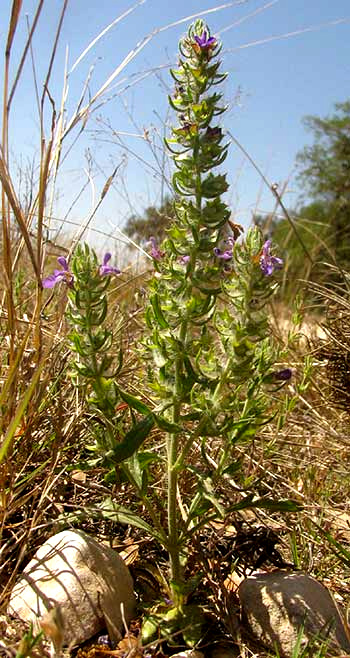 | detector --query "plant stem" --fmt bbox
[167,321,188,603]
